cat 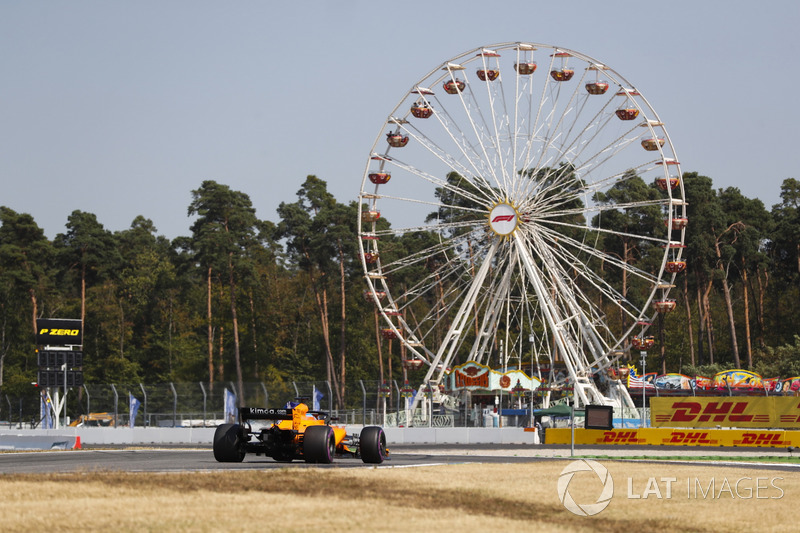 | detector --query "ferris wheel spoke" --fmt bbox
[540,70,591,162]
[522,235,615,364]
[527,80,578,178]
[376,153,495,208]
[378,240,475,283]
[480,57,516,193]
[532,222,663,289]
[528,129,647,210]
[524,227,656,324]
[538,216,669,247]
[372,217,487,240]
[534,194,669,222]
[398,116,501,199]
[411,78,508,193]
[455,83,508,192]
